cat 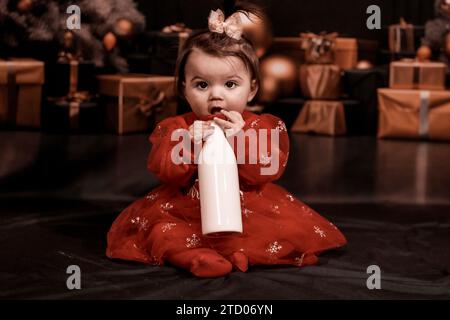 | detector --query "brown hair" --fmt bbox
[175,13,261,101]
